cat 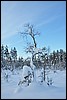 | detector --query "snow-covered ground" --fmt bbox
[1,68,66,99]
